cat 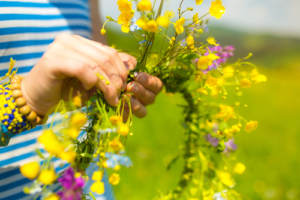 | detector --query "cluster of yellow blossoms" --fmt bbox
[117,0,135,33]
[102,0,225,35]
[38,112,87,163]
